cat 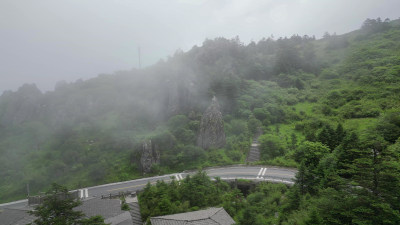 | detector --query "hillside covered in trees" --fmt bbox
[1,18,400,224]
